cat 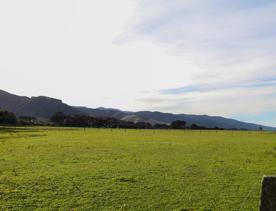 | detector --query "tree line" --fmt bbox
[50,112,224,130]
[0,110,39,126]
[0,109,225,130]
